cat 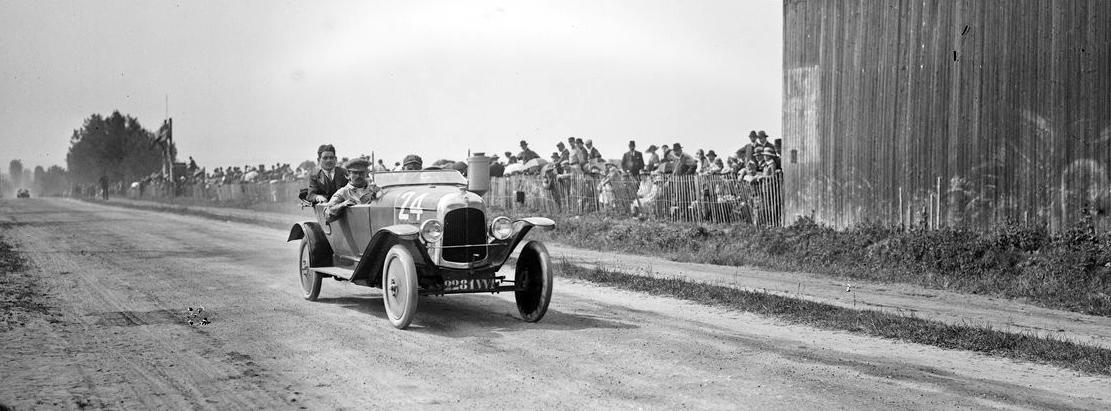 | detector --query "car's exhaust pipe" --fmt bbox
[467,152,492,196]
